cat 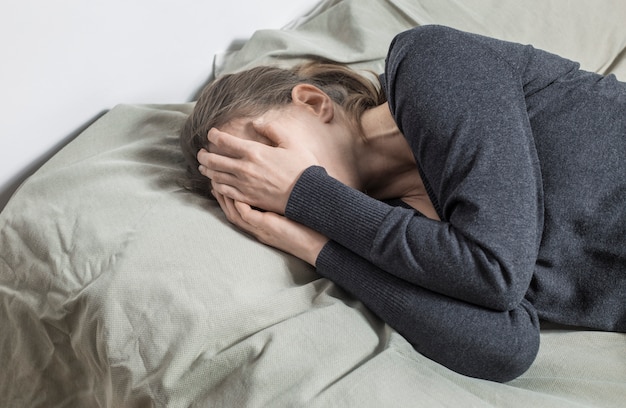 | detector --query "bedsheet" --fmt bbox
[2,101,625,407]
[1,0,625,407]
